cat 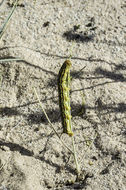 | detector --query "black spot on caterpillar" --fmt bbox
[58,60,73,136]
